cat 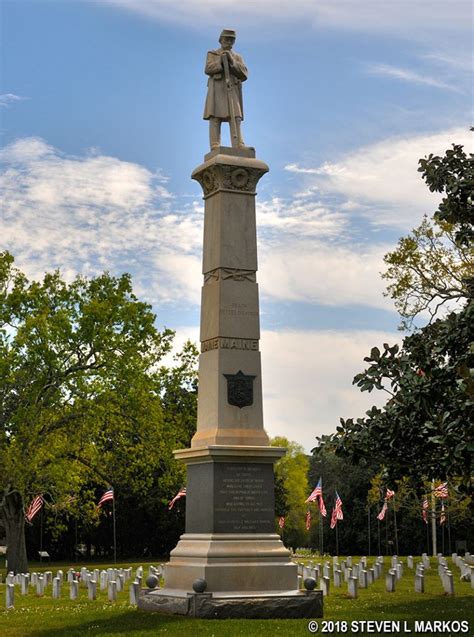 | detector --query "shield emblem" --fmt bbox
[224,370,256,409]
